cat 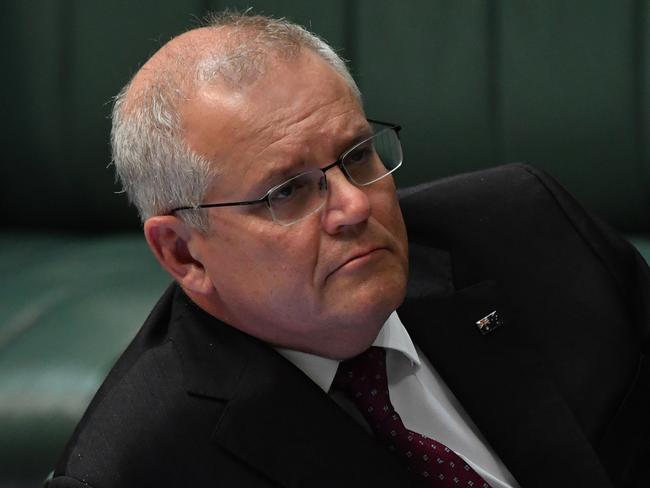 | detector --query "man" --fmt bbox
[50,13,649,488]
